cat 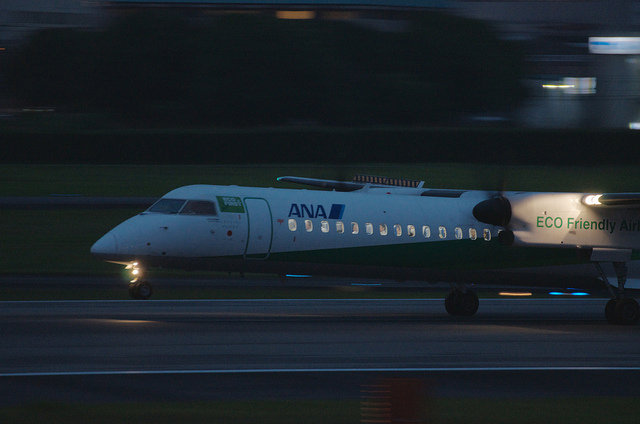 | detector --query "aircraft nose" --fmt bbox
[91,233,118,258]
